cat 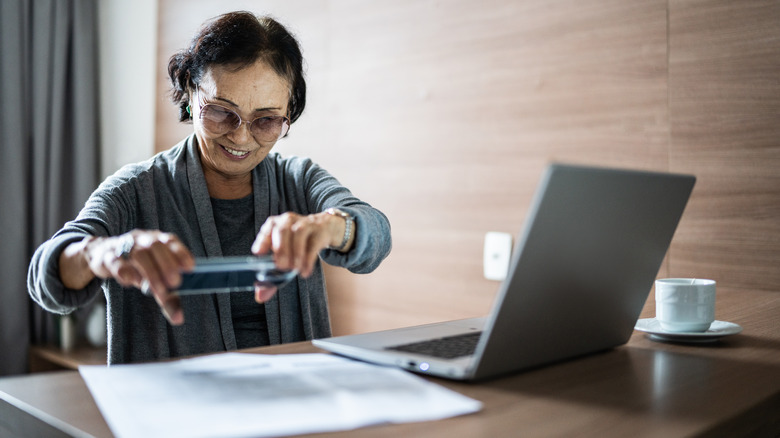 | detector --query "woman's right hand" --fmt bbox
[59,230,195,325]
